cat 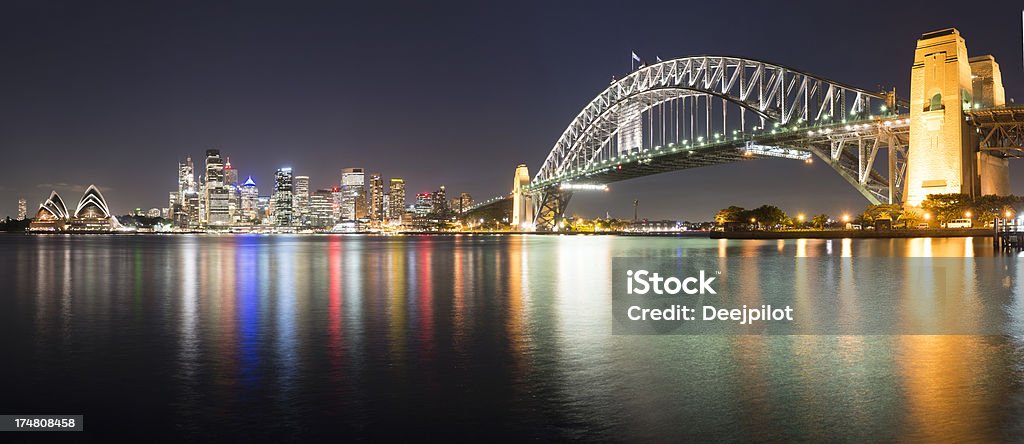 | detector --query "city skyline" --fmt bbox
[1,1,1023,220]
